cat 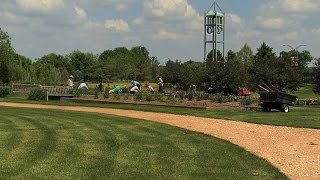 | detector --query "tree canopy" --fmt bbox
[0,27,317,95]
